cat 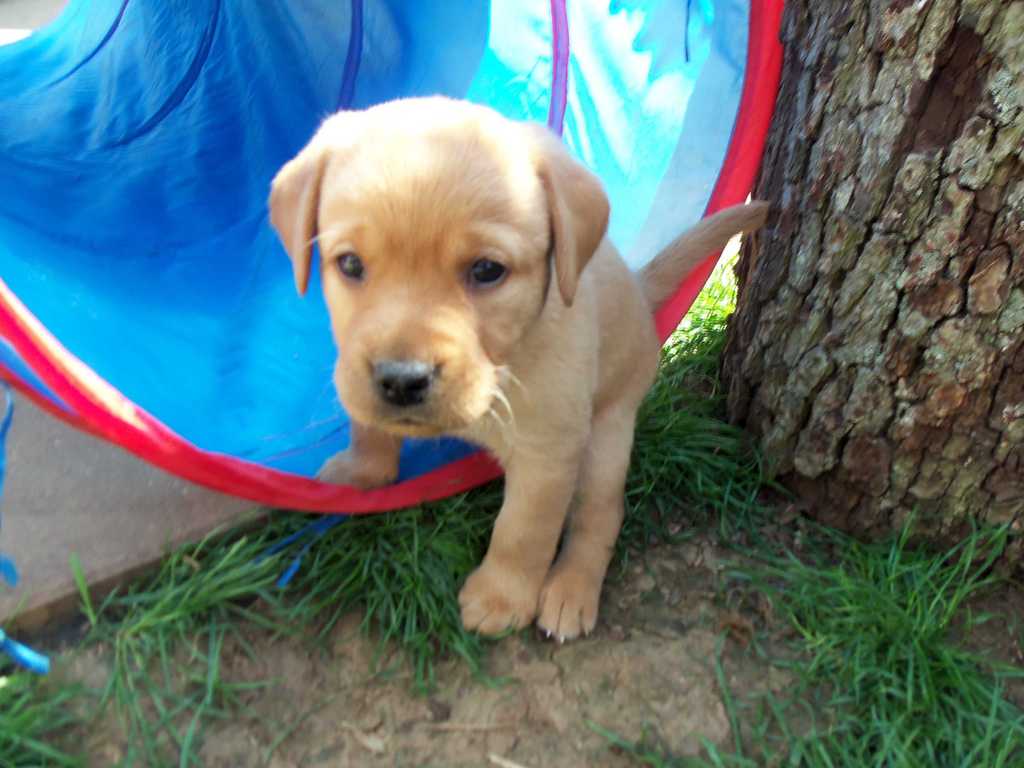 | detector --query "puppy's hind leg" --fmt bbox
[317,420,401,489]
